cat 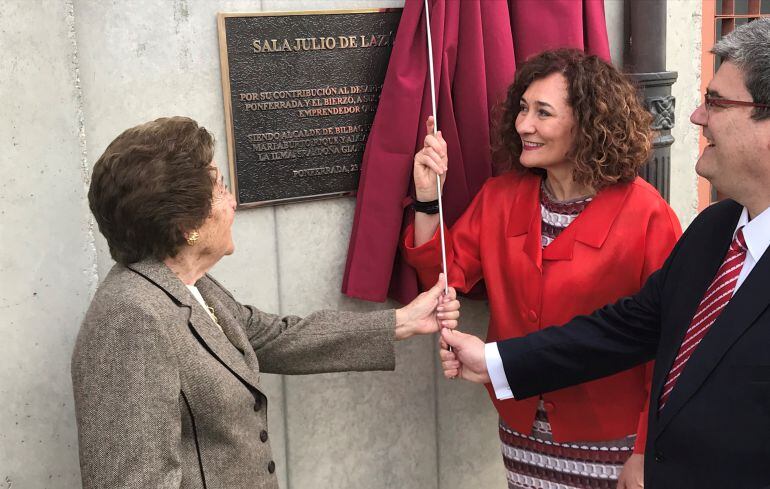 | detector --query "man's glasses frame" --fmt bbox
[704,93,770,110]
